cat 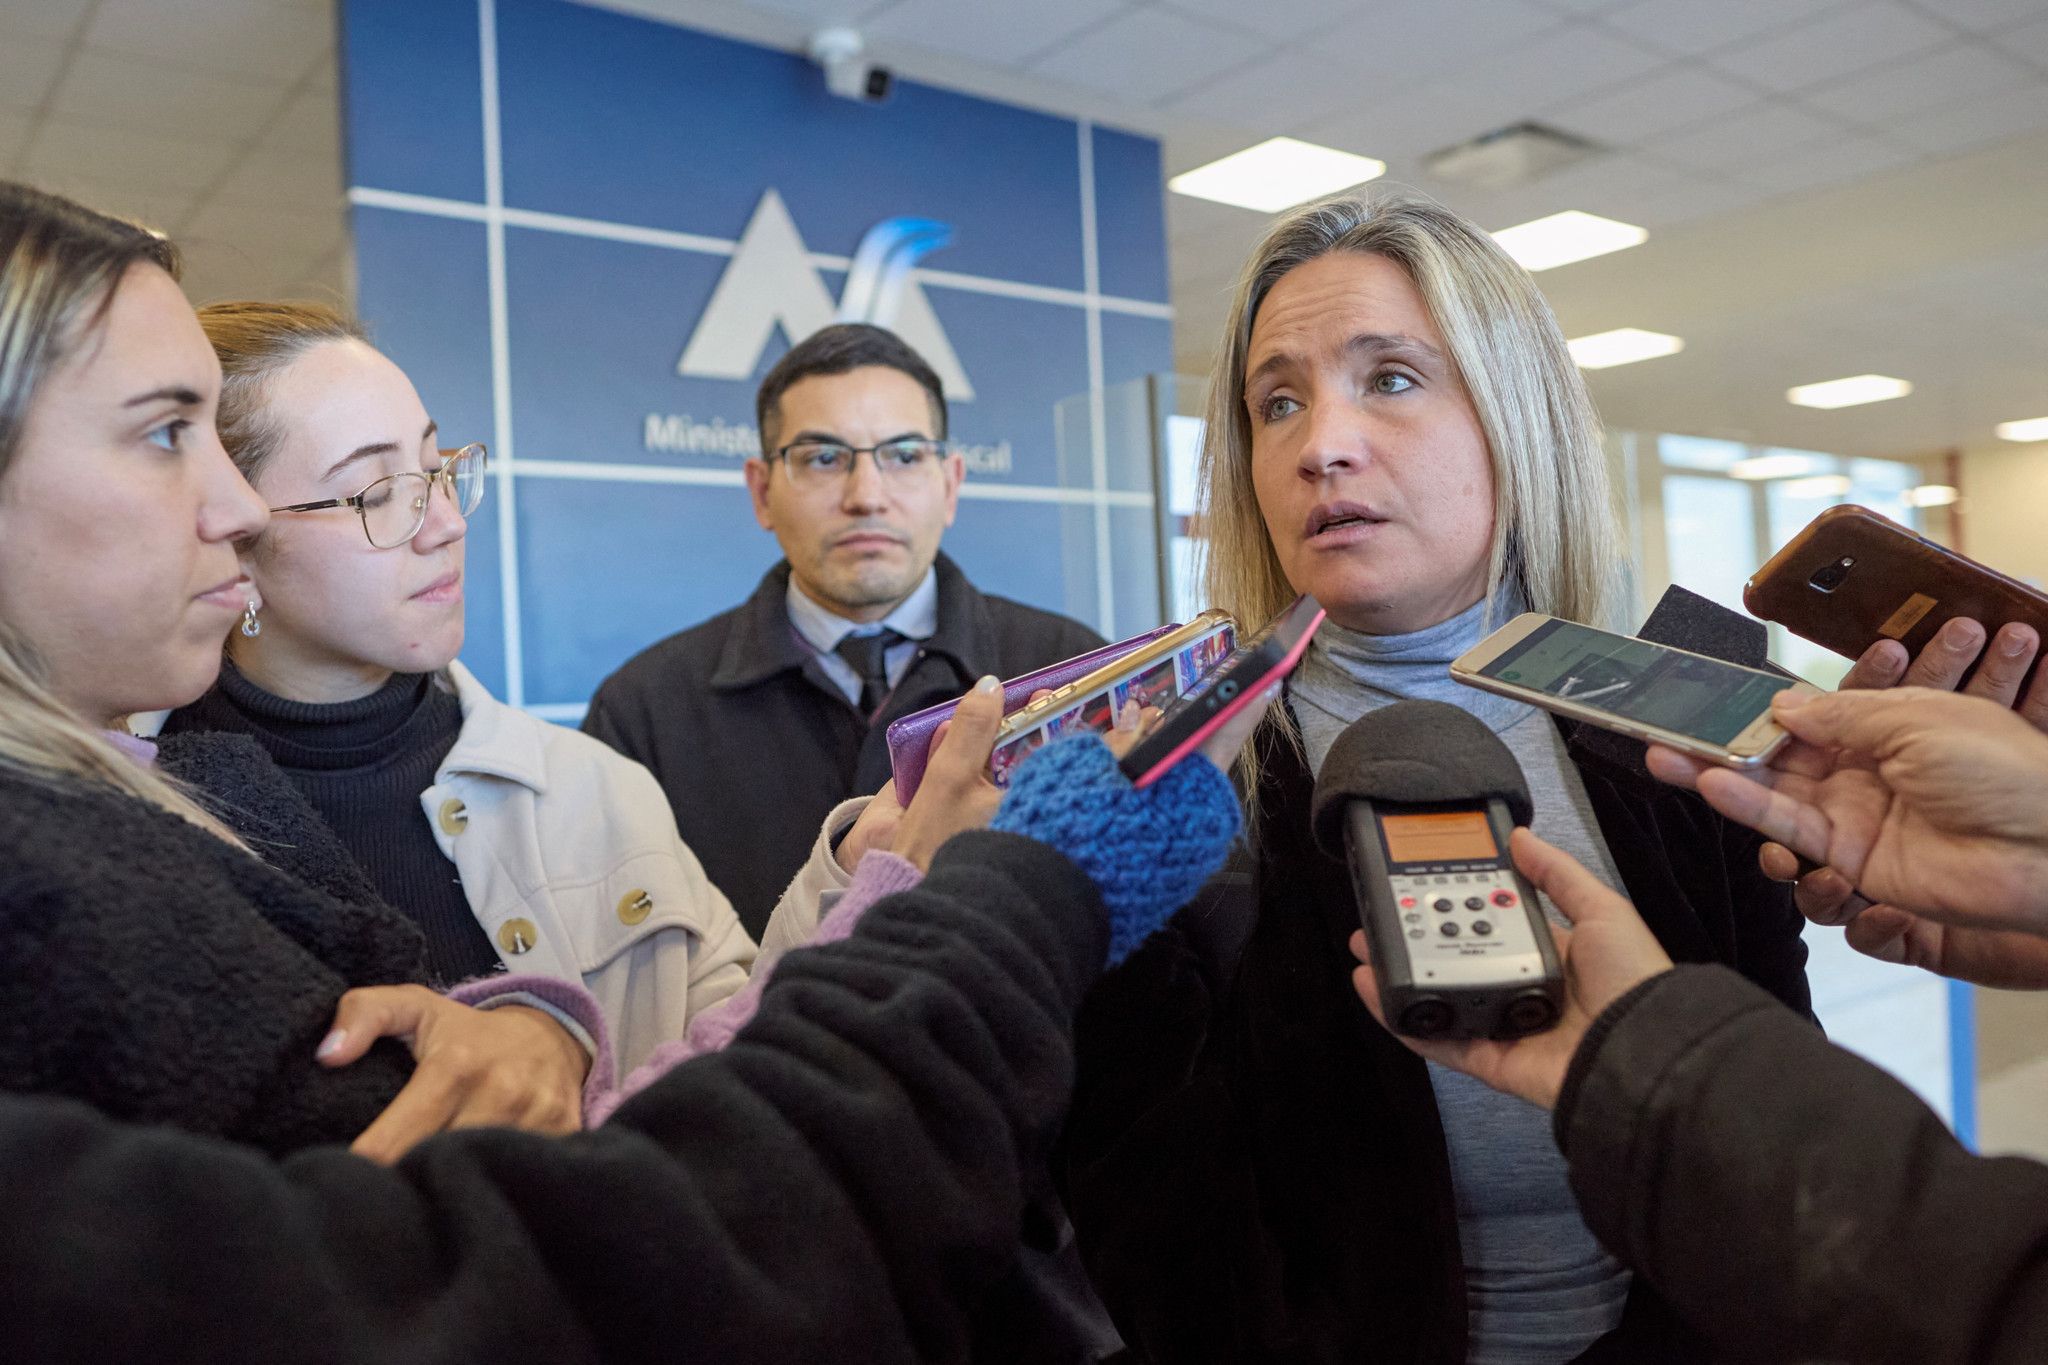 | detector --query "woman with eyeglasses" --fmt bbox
[159,301,773,1082]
